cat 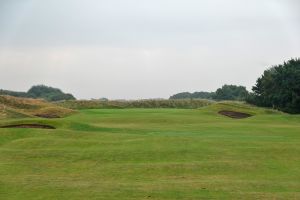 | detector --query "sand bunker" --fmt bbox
[218,110,252,119]
[0,124,56,129]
